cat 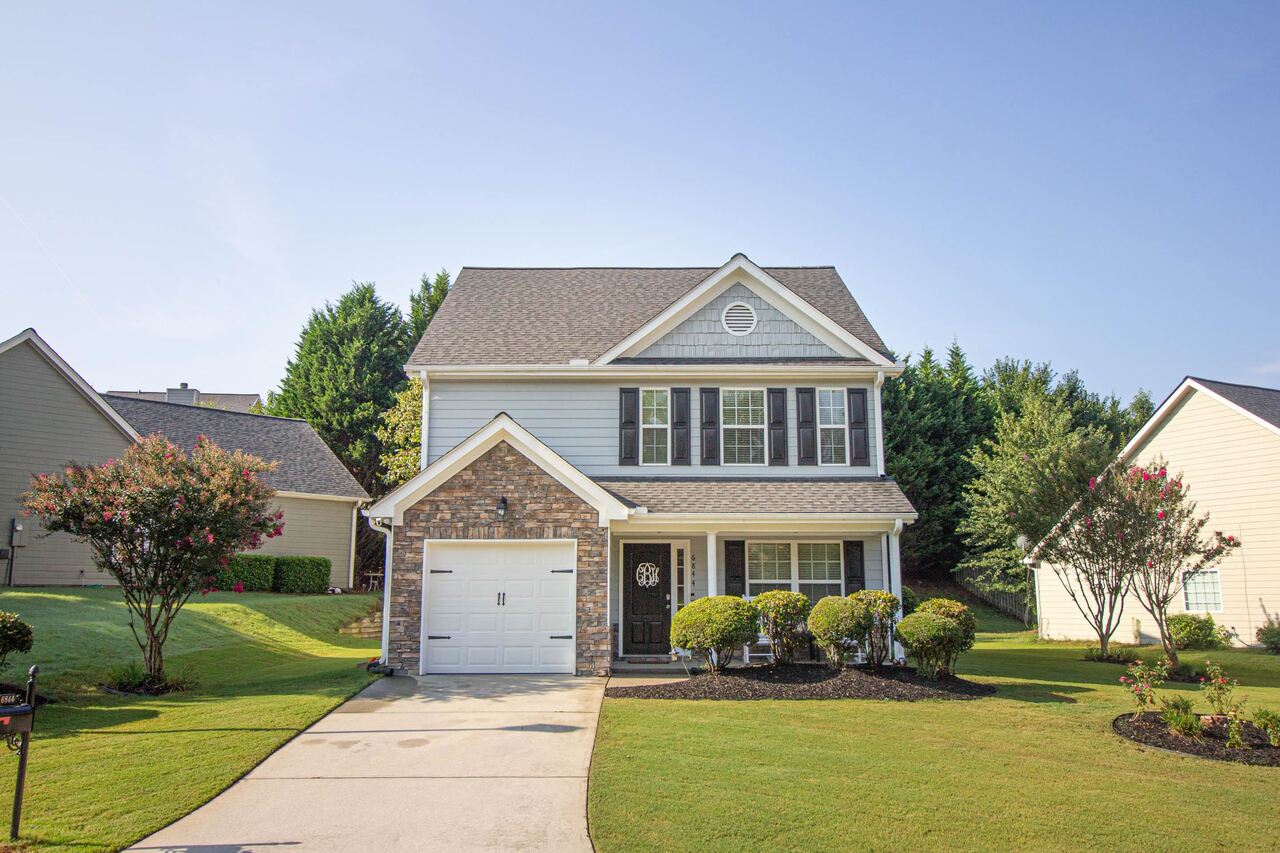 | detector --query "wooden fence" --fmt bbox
[954,566,1034,625]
